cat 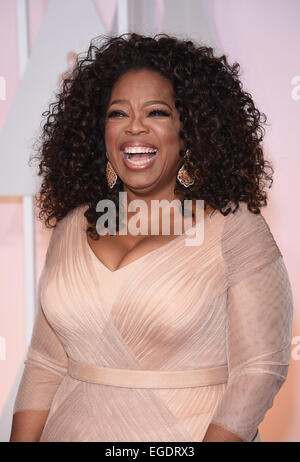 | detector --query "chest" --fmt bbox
[87,204,214,272]
[87,231,186,272]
